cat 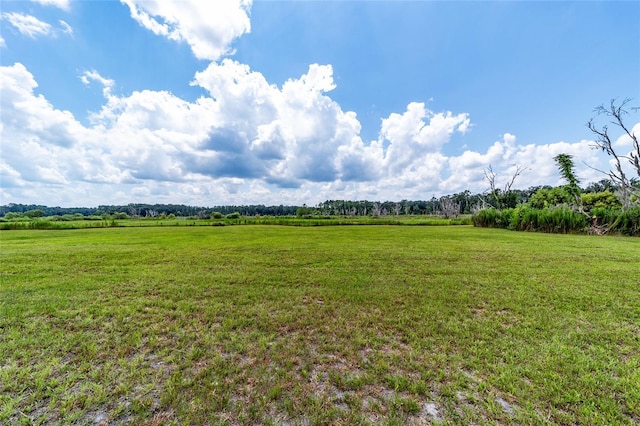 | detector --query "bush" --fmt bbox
[581,191,621,211]
[3,212,26,220]
[474,206,588,234]
[226,212,241,219]
[529,187,574,209]
[24,209,45,218]
[211,212,224,219]
[592,207,640,236]
[472,208,499,228]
